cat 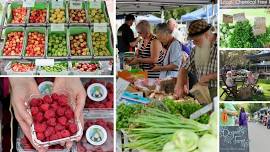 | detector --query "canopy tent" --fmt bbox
[136,14,163,24]
[180,4,217,22]
[116,0,212,15]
